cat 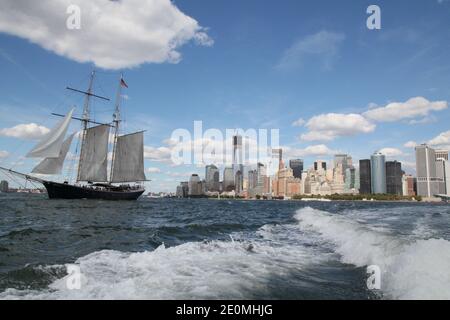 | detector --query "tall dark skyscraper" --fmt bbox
[289,159,303,178]
[386,161,402,195]
[359,159,372,194]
